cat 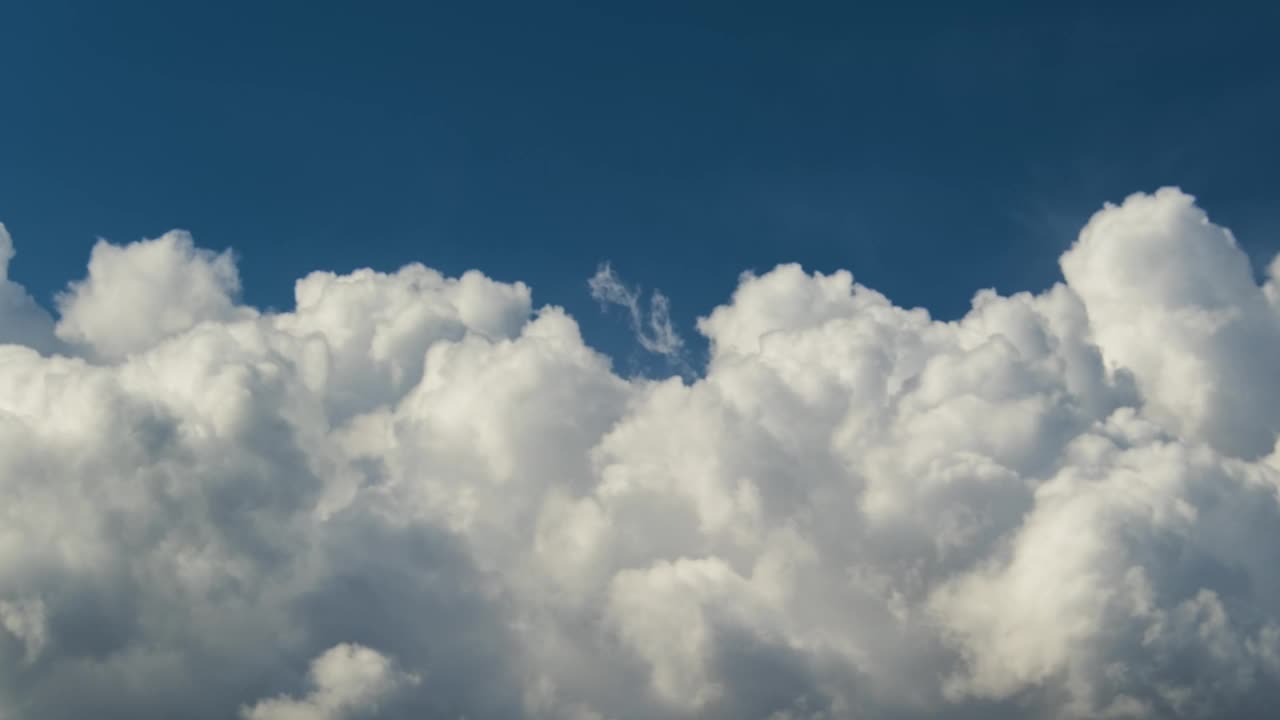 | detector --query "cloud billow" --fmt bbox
[1,188,1280,719]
